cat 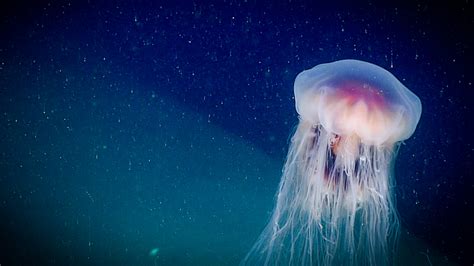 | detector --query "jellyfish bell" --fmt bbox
[295,59,422,146]
[243,59,422,266]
